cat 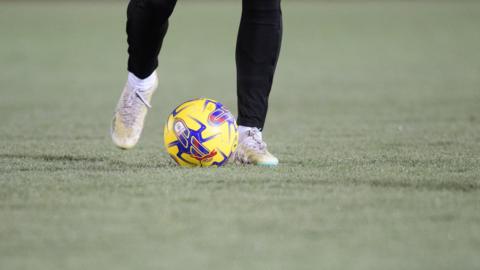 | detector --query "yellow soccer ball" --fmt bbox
[164,98,238,167]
